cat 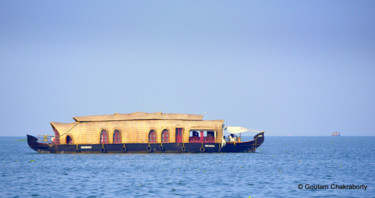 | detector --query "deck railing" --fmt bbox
[204,137,215,143]
[37,135,55,143]
[189,137,215,143]
[225,137,241,142]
